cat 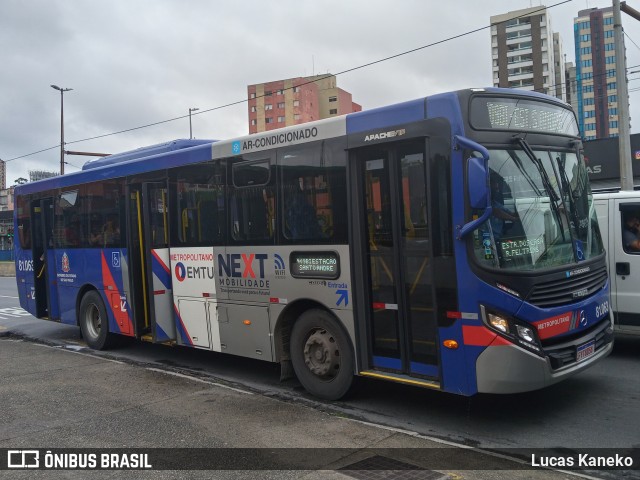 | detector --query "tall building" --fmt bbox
[0,187,14,212]
[490,6,563,100]
[247,74,361,134]
[566,61,579,111]
[0,160,5,190]
[574,7,620,140]
[553,33,567,101]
